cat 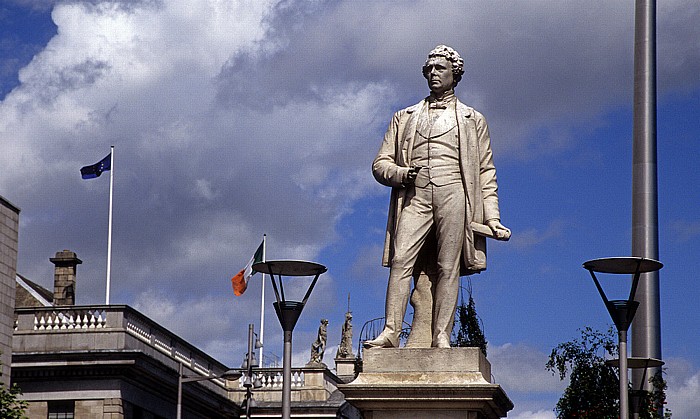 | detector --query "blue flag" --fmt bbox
[80,153,111,179]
